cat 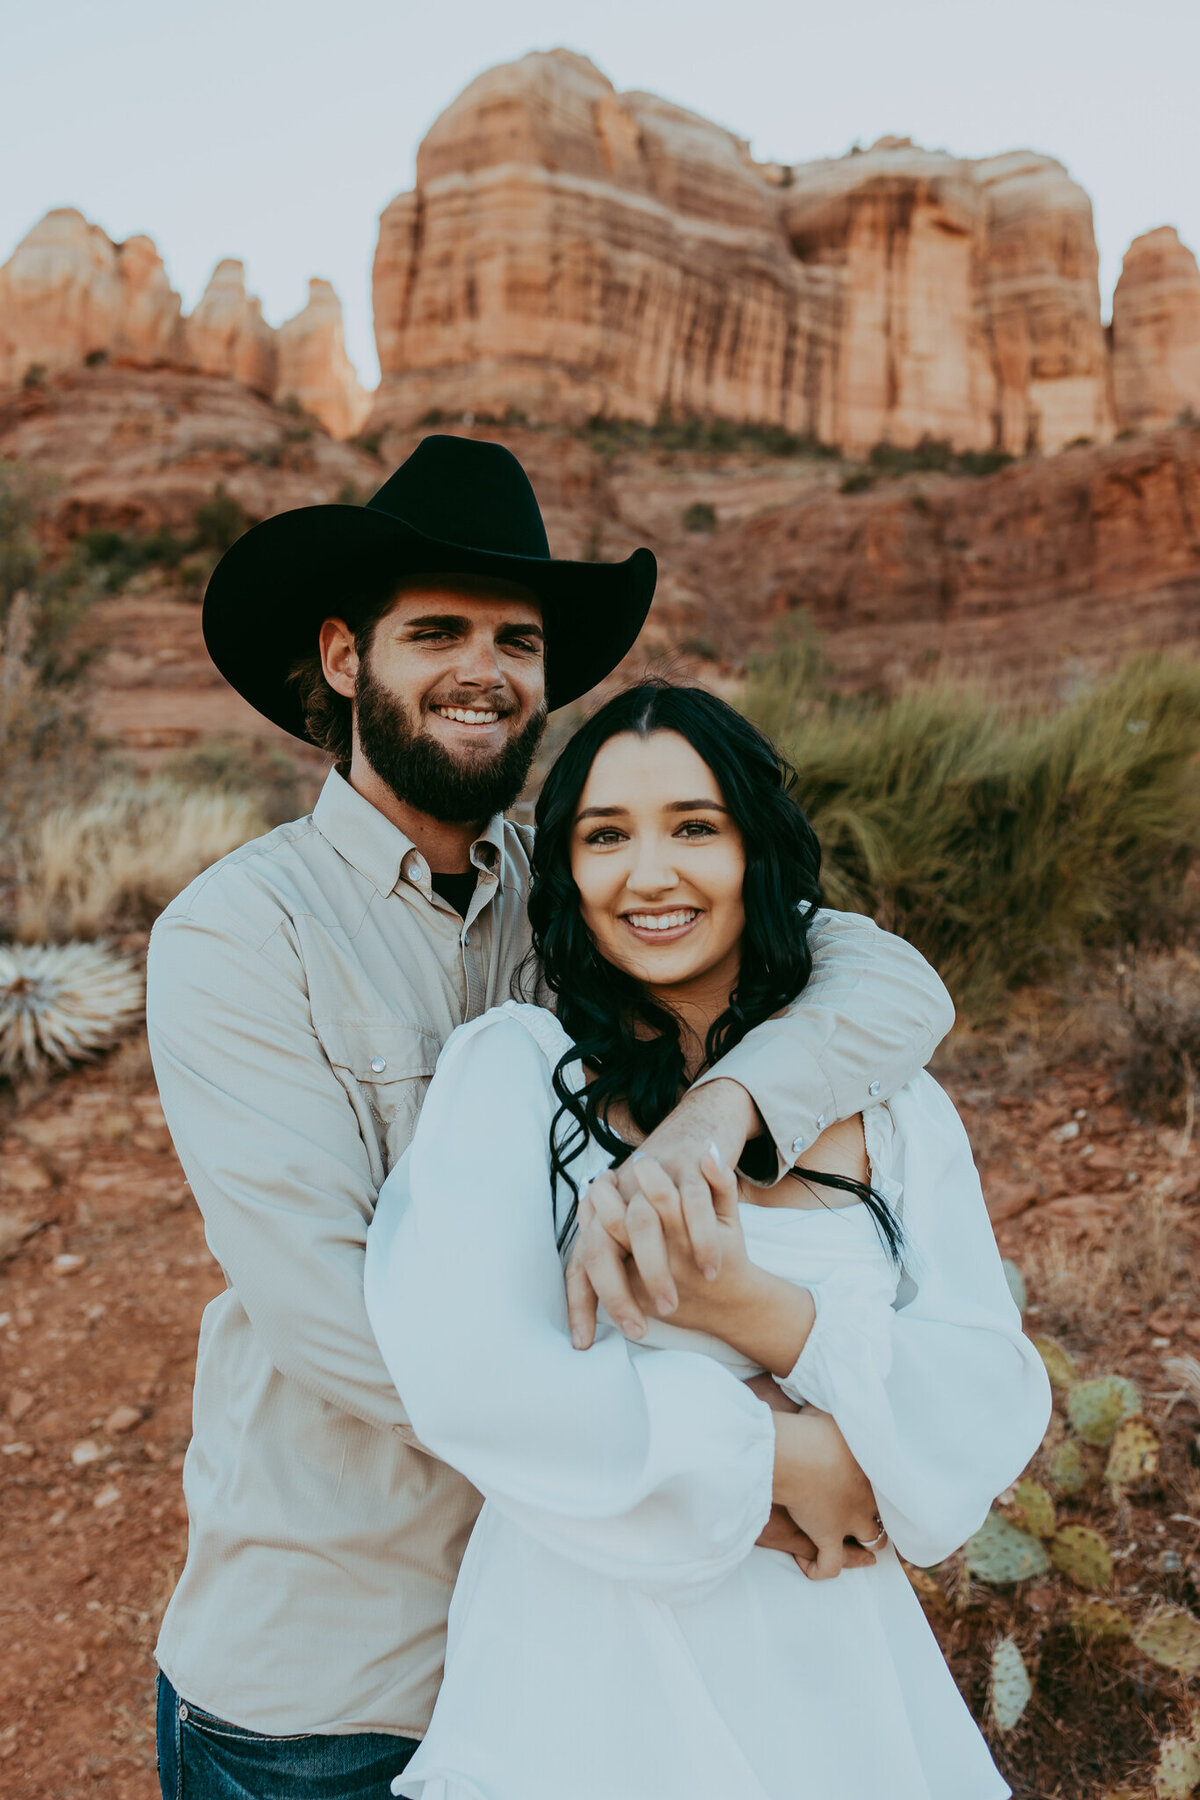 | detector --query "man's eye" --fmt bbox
[502,636,542,655]
[413,630,452,642]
